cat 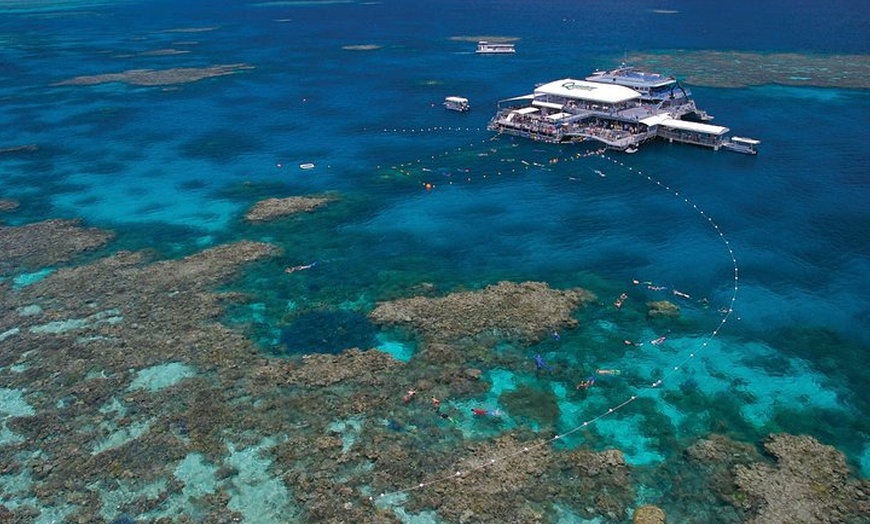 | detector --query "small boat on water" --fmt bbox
[721,136,760,155]
[476,41,515,54]
[443,96,470,112]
